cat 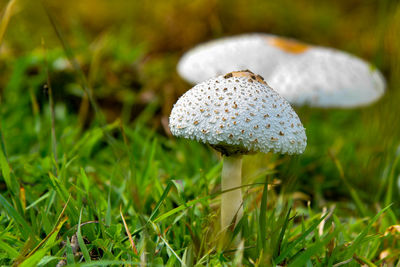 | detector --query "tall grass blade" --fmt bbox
[66,238,75,265]
[25,199,69,258]
[274,207,292,259]
[258,179,268,252]
[42,39,58,169]
[77,208,92,263]
[384,153,400,207]
[0,121,7,161]
[41,1,119,155]
[41,1,101,121]
[329,151,368,217]
[0,147,13,193]
[148,180,174,222]
[159,234,186,267]
[120,206,138,255]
